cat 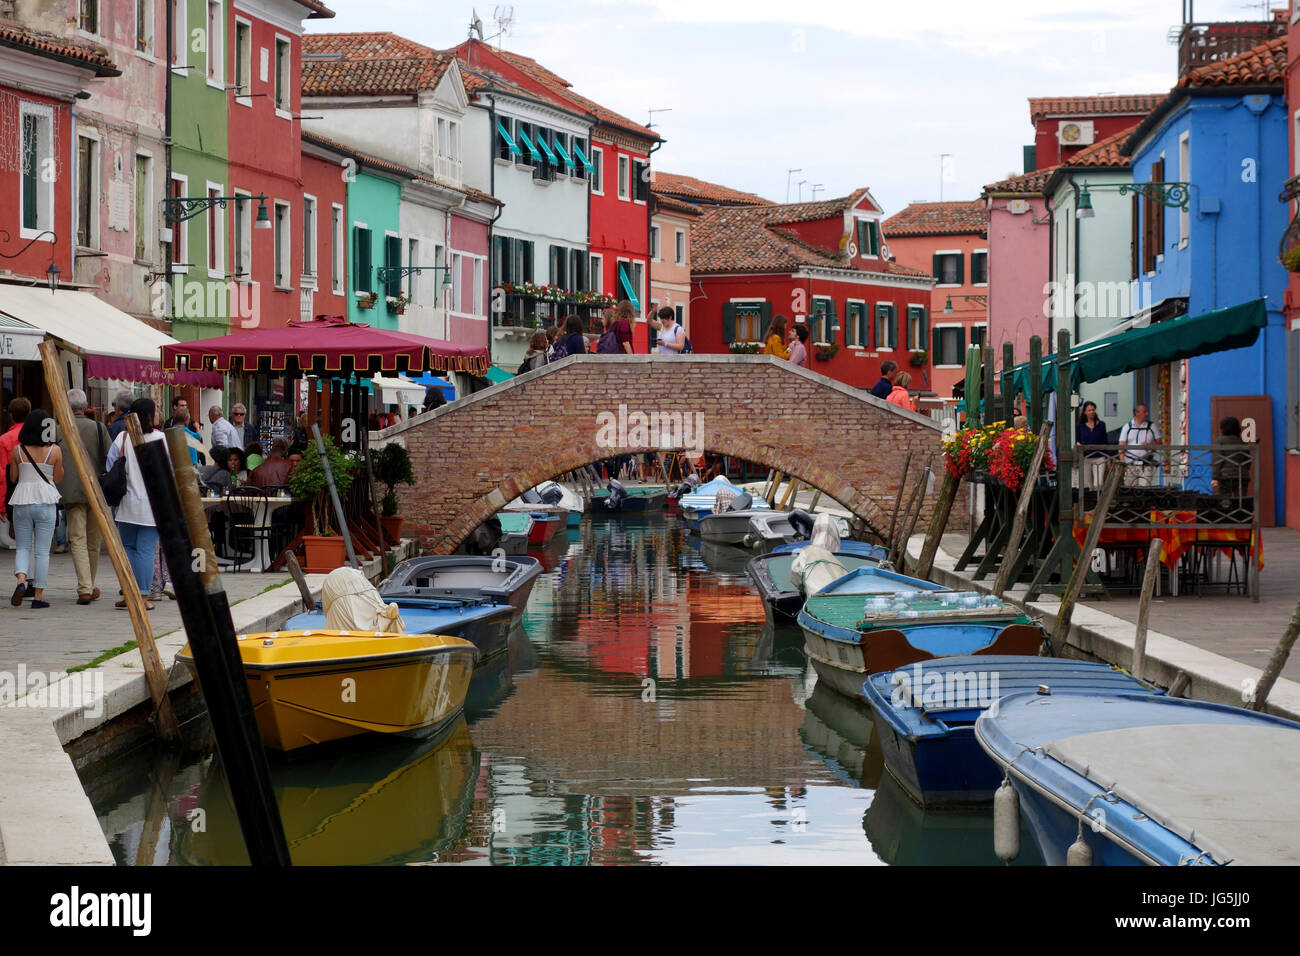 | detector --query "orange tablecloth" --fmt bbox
[1072,511,1263,570]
